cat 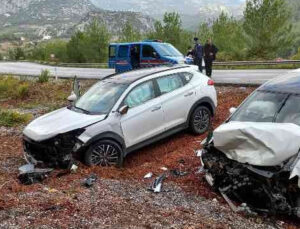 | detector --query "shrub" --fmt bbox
[0,76,30,99]
[16,83,29,99]
[0,110,32,127]
[38,69,50,83]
